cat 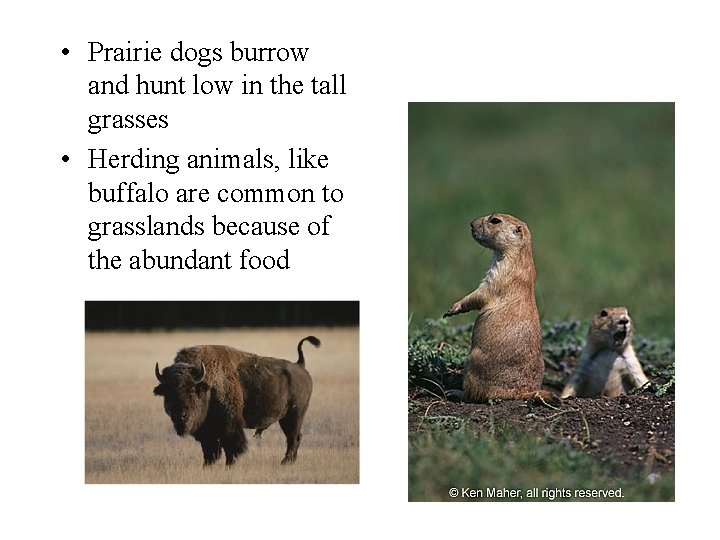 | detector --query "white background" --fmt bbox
[2,0,714,537]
